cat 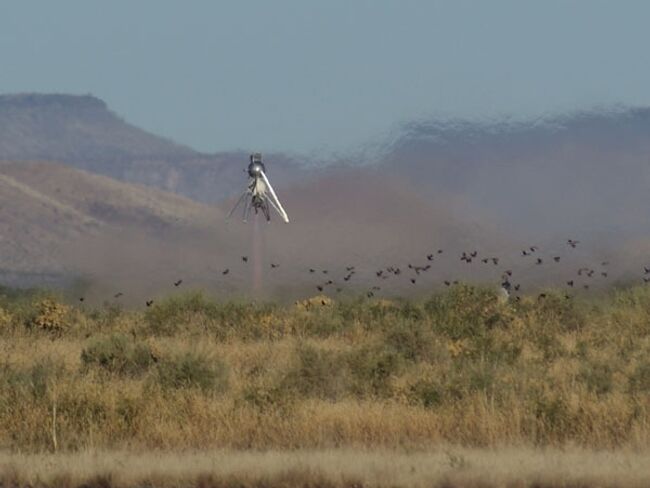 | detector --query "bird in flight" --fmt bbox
[174,279,183,287]
[242,256,248,263]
